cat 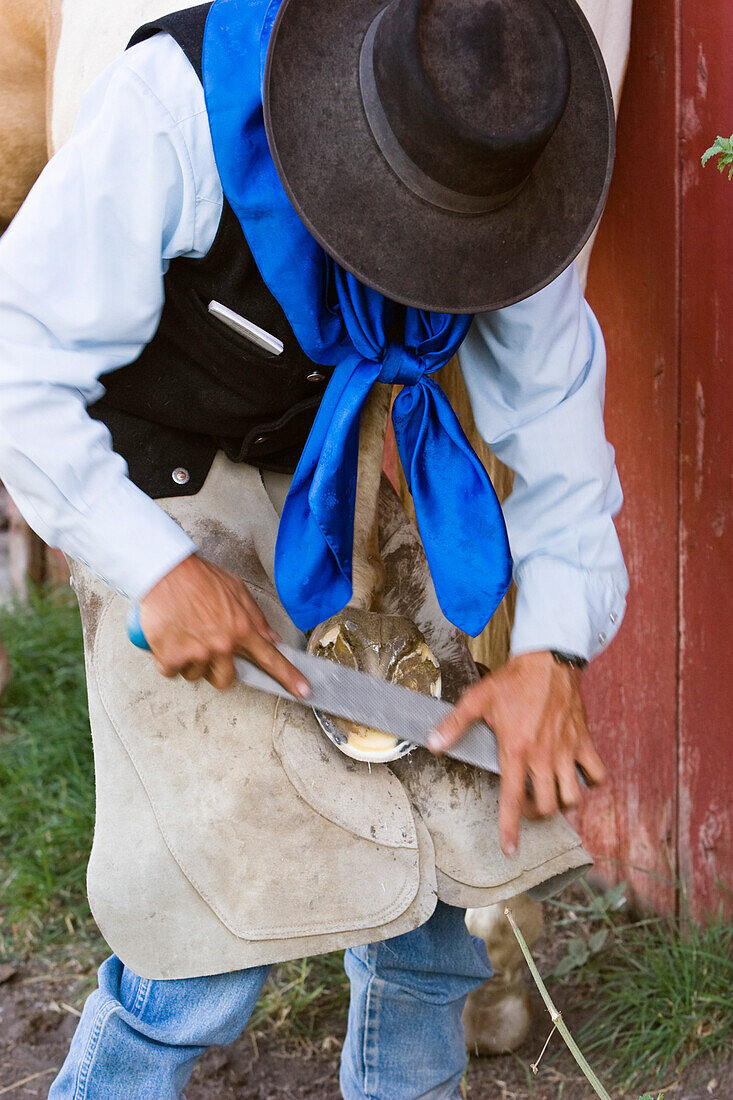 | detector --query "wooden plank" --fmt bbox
[678,1,733,919]
[573,0,681,913]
